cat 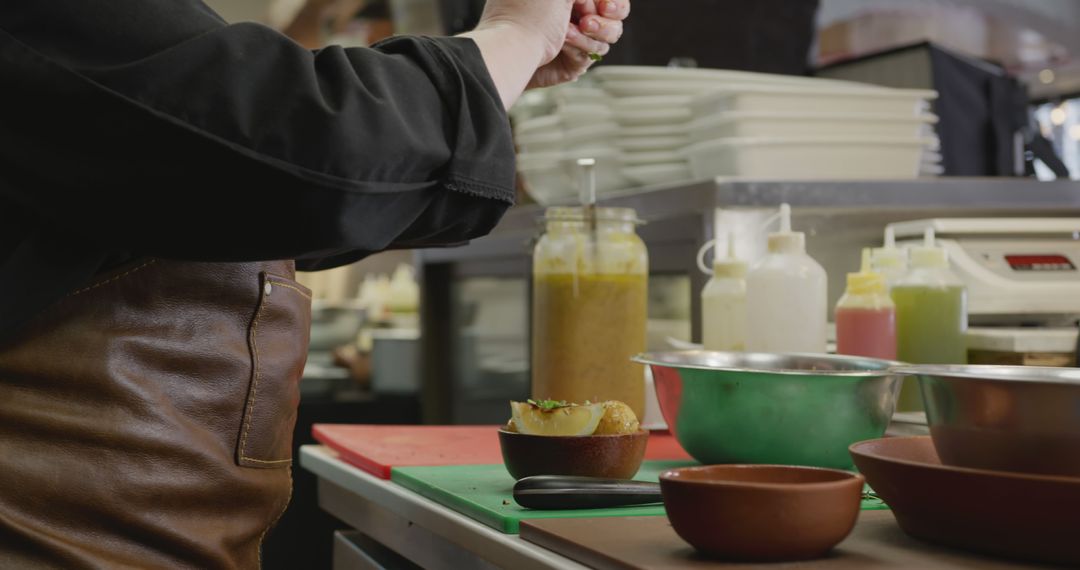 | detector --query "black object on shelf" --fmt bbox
[817,42,1068,179]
